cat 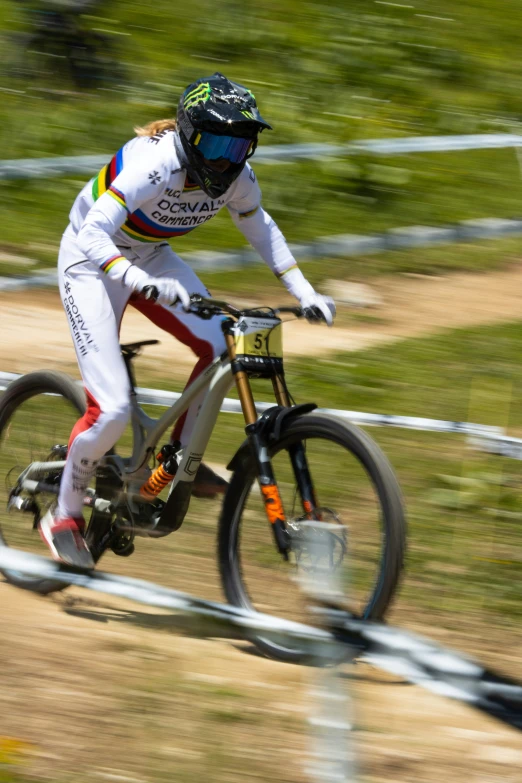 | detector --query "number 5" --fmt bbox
[254,333,263,350]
